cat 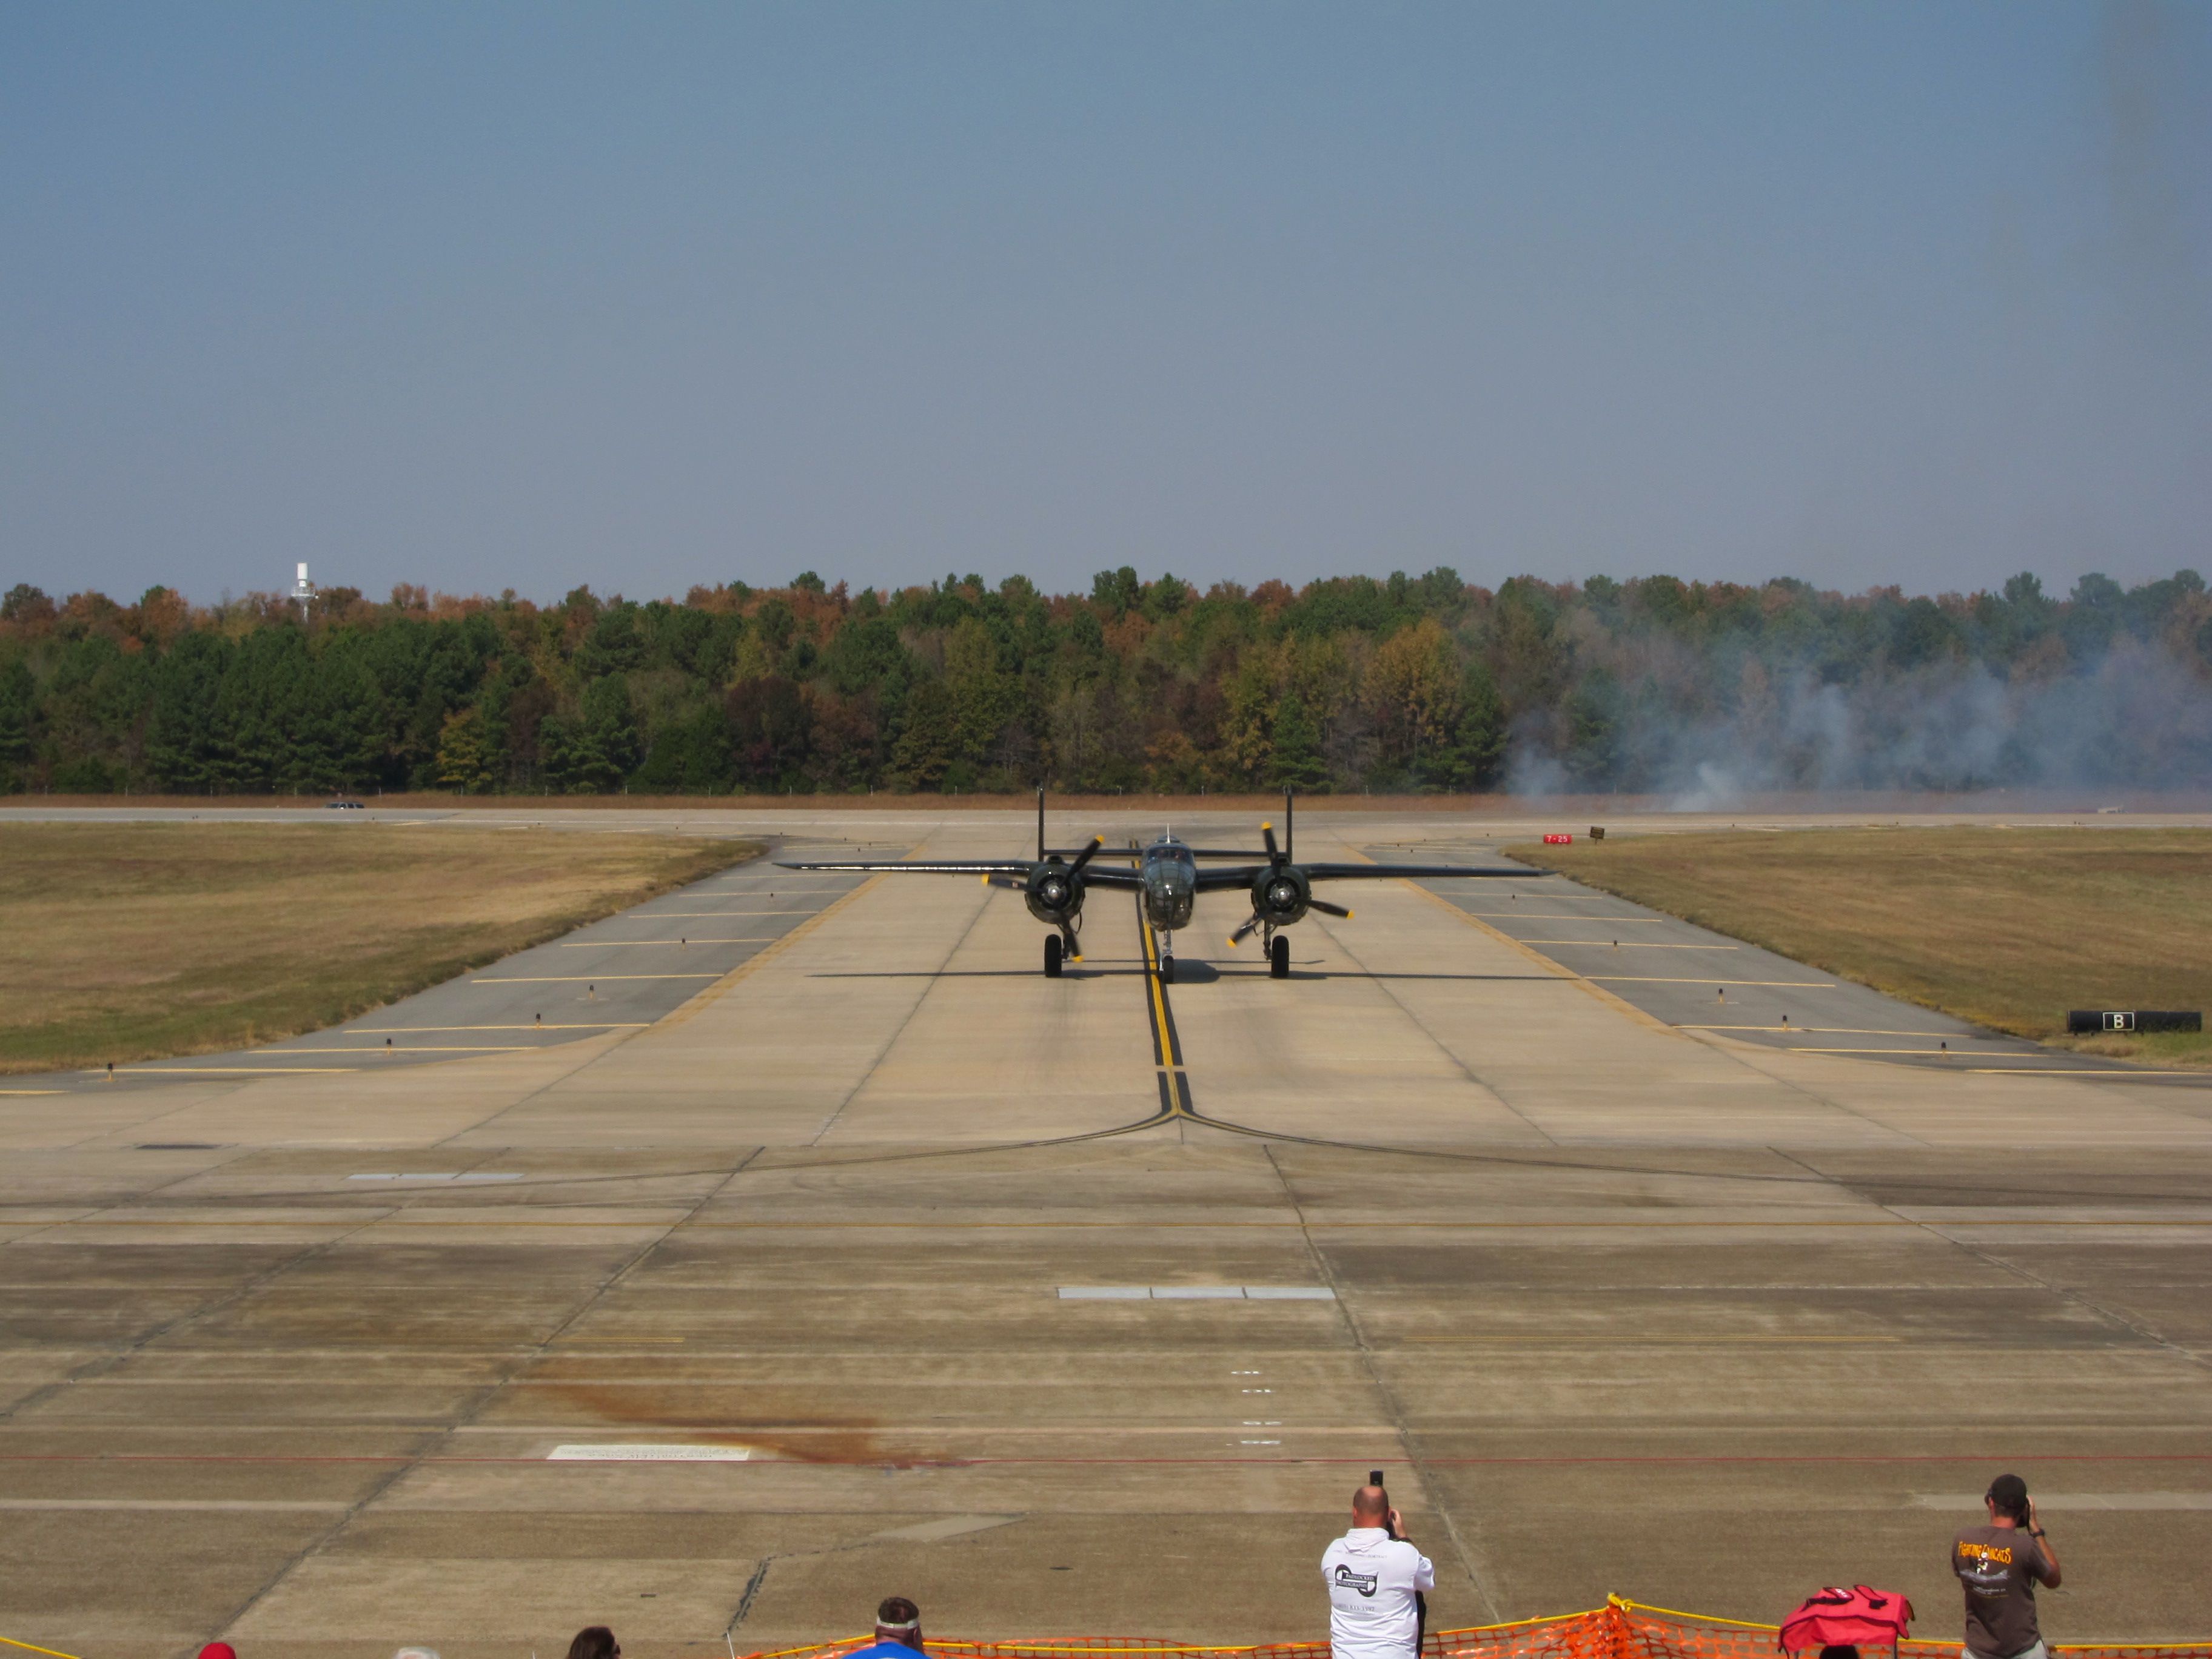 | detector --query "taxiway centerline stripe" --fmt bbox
[0,1634,88,1659]
[470,974,724,982]
[1137,891,1185,1076]
[619,911,821,917]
